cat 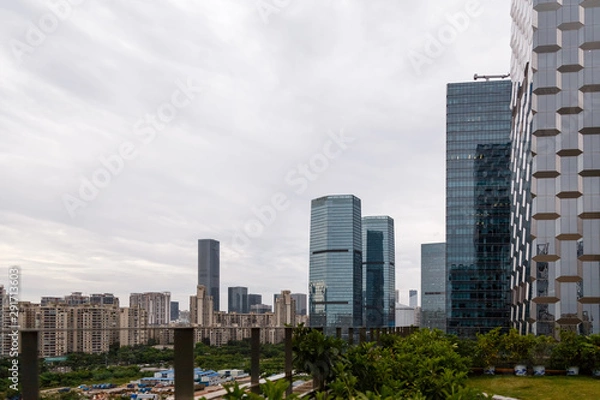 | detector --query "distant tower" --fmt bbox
[228,287,248,313]
[362,216,396,328]
[198,239,220,311]
[274,290,296,326]
[421,243,446,331]
[170,301,179,321]
[309,195,363,330]
[247,294,262,310]
[189,285,214,327]
[408,290,418,308]
[290,293,307,316]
